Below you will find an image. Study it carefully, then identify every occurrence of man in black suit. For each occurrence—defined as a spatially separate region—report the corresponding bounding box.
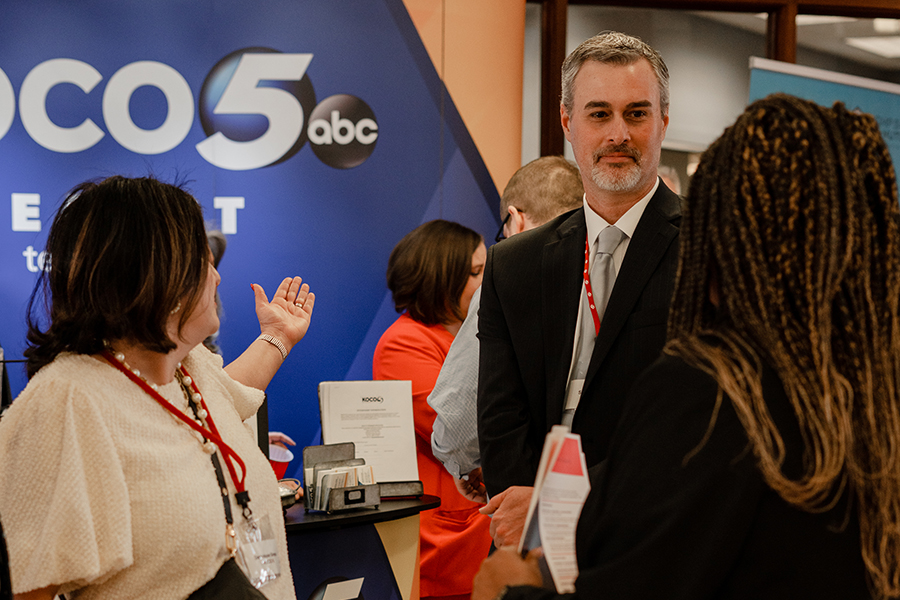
[477,31,681,548]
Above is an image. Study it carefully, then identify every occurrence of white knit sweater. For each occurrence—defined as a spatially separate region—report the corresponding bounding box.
[0,346,296,599]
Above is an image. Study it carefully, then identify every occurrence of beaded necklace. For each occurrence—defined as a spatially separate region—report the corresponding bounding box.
[101,349,253,535]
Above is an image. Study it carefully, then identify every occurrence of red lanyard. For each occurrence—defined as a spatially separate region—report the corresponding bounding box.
[102,350,248,494]
[583,236,601,336]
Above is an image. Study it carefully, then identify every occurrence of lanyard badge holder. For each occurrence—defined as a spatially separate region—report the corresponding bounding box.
[102,350,280,590]
[176,367,281,589]
[209,452,280,588]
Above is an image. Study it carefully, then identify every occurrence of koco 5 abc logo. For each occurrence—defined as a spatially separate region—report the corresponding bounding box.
[0,47,377,171]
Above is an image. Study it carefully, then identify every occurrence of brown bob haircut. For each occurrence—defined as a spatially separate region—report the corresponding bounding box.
[25,175,209,377]
[386,219,483,326]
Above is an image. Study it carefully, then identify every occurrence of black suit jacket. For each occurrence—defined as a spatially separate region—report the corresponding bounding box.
[477,183,681,496]
[0,340,11,413]
[503,354,869,600]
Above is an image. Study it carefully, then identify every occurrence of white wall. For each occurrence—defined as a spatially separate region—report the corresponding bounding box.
[523,6,900,164]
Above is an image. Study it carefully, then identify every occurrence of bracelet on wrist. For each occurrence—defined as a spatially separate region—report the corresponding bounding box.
[257,334,288,360]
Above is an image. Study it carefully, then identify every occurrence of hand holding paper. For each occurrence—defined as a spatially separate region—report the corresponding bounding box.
[480,485,533,548]
[472,547,543,600]
[517,425,591,593]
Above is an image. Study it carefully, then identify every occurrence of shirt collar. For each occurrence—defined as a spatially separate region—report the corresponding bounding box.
[583,177,659,246]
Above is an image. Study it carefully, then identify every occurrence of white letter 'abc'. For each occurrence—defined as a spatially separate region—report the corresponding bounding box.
[308,112,377,146]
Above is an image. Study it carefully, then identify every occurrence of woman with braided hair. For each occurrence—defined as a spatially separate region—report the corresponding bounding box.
[473,93,897,599]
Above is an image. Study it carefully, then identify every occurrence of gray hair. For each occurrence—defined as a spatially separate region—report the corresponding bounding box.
[561,31,669,118]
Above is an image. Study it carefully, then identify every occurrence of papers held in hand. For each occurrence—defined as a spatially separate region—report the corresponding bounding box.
[519,425,591,594]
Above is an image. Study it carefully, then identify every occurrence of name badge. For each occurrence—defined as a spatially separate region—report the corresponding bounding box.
[236,513,281,588]
[565,378,585,411]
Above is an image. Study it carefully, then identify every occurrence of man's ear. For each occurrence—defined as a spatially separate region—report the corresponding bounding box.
[508,206,528,236]
[560,102,572,142]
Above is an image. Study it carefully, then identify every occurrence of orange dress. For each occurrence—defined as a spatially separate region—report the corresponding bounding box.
[373,313,492,598]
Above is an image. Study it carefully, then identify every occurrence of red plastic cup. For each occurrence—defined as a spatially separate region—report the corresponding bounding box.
[268,444,294,480]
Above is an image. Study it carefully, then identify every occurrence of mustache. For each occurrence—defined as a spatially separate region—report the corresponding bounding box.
[594,144,640,163]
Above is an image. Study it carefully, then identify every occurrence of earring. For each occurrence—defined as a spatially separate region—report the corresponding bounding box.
[170,301,182,315]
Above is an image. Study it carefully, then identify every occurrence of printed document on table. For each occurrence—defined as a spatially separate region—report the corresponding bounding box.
[318,380,418,483]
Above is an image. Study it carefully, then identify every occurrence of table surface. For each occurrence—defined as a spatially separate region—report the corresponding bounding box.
[284,494,441,533]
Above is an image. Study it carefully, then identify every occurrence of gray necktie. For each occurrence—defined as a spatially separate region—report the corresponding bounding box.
[589,225,625,328]
[563,225,625,427]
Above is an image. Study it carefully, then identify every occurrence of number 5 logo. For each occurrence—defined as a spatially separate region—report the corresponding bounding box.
[197,48,317,171]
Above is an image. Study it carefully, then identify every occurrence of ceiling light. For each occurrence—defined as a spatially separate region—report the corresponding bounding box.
[874,19,900,34]
[845,36,900,58]
[797,15,857,26]
[755,13,857,26]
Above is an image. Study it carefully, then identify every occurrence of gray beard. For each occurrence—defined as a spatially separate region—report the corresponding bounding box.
[591,161,643,193]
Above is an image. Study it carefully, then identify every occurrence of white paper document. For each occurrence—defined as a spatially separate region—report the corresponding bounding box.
[519,425,590,593]
[318,380,419,483]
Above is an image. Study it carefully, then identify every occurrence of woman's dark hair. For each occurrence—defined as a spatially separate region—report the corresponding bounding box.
[666,94,900,598]
[25,176,209,377]
[386,220,483,326]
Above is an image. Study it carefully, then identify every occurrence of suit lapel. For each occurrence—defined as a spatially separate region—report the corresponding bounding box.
[542,209,586,422]
[584,188,681,388]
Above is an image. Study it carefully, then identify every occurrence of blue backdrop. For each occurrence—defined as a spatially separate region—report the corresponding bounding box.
[749,57,900,174]
[0,0,501,479]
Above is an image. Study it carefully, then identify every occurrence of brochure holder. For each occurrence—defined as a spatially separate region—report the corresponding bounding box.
[303,443,424,513]
[302,442,376,513]
[378,481,424,498]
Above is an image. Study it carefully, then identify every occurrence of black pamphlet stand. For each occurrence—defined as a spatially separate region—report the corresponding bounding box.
[303,442,380,513]
[303,442,424,514]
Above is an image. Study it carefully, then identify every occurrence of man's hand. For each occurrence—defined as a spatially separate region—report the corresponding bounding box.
[454,467,487,503]
[472,546,543,600]
[479,485,534,548]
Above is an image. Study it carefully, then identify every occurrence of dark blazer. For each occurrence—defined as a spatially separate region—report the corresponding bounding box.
[503,354,869,600]
[0,340,11,413]
[477,183,681,496]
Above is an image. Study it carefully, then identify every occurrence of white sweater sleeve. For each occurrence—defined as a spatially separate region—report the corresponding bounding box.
[0,374,133,594]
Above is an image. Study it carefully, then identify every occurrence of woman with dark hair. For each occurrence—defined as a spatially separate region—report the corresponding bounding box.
[473,95,900,599]
[0,176,315,599]
[373,219,491,600]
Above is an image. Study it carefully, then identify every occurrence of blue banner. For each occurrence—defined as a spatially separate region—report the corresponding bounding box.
[0,0,501,478]
[749,57,900,173]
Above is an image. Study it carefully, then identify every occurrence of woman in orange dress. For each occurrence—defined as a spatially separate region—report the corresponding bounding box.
[373,219,490,600]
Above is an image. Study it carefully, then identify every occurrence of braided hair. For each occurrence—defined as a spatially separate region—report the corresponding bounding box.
[667,93,900,598]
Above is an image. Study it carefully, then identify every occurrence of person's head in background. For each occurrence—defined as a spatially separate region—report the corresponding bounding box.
[657,163,682,195]
[667,93,900,598]
[387,220,486,329]
[496,155,584,242]
[203,230,227,354]
[25,176,211,378]
[206,230,227,269]
[560,31,669,219]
